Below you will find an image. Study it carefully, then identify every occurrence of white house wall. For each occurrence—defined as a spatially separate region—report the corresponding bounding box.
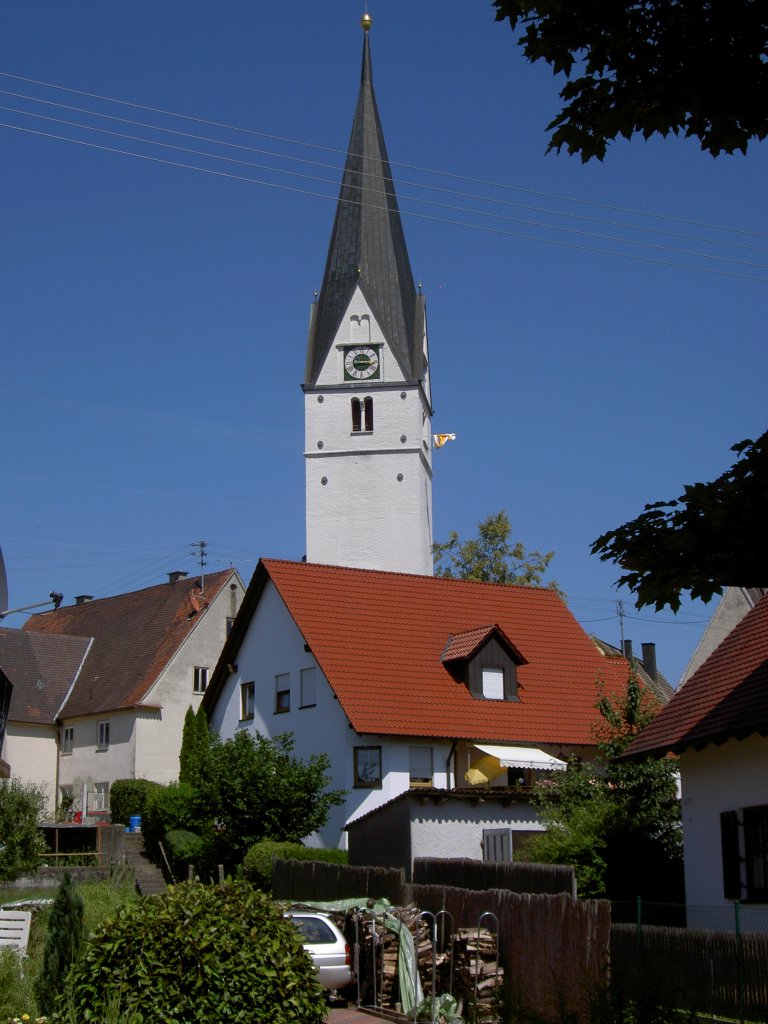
[209,580,453,849]
[5,723,58,811]
[681,734,768,930]
[58,710,137,809]
[138,580,242,784]
[409,800,544,863]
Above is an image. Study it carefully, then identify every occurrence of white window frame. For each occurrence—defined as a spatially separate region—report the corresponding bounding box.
[97,720,110,751]
[91,782,109,813]
[481,667,505,701]
[193,666,209,694]
[275,673,290,714]
[240,681,255,721]
[61,725,74,754]
[300,667,316,708]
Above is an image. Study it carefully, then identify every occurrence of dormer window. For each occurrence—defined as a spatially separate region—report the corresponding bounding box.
[442,624,526,702]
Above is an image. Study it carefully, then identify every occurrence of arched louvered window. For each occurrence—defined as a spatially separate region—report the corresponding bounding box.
[351,398,362,432]
[364,397,373,431]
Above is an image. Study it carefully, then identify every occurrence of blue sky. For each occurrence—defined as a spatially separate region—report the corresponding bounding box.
[2,2,766,686]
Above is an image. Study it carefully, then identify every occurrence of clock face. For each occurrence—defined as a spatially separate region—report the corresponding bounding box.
[344,346,380,381]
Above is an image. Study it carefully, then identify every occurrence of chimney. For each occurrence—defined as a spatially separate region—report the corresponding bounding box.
[622,639,633,661]
[641,642,658,682]
[168,571,188,584]
[75,595,93,605]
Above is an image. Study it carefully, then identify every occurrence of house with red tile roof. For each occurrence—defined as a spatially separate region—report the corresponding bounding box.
[623,592,768,917]
[1,569,244,819]
[203,558,634,850]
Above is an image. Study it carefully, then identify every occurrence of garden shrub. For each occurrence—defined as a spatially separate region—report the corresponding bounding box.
[243,840,348,891]
[0,778,47,881]
[164,829,205,875]
[109,779,162,827]
[35,872,85,1014]
[62,880,327,1024]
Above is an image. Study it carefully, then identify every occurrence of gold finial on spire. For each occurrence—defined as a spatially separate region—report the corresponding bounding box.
[361,12,372,31]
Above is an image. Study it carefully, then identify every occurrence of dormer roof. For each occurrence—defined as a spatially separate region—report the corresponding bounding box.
[305,29,422,386]
[441,624,527,666]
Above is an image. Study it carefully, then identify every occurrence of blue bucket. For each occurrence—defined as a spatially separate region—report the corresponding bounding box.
[129,815,142,833]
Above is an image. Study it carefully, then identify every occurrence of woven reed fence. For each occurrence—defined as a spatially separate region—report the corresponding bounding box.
[413,856,576,896]
[272,859,407,904]
[612,922,768,1021]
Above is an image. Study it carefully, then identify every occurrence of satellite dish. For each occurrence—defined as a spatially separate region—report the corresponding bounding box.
[0,546,7,614]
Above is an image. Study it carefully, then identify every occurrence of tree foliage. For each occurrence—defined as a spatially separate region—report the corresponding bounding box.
[433,510,559,589]
[35,872,84,1014]
[147,730,345,874]
[492,1,768,161]
[592,431,768,611]
[0,778,47,882]
[520,673,682,899]
[178,705,211,786]
[62,880,326,1024]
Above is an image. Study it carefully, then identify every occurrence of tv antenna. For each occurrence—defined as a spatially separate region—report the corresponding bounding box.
[191,540,208,592]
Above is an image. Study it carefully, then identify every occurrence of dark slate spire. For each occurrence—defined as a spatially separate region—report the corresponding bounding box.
[305,27,423,386]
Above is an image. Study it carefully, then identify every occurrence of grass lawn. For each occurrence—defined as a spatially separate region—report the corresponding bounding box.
[0,876,138,1022]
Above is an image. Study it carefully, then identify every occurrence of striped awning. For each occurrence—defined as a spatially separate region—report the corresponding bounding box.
[473,744,567,772]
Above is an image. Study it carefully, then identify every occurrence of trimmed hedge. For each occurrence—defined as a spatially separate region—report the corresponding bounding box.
[63,880,326,1024]
[109,779,162,827]
[243,840,348,891]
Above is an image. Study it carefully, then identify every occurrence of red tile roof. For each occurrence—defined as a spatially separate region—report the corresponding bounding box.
[0,628,91,724]
[624,594,768,759]
[208,560,633,746]
[23,570,235,718]
[441,625,526,665]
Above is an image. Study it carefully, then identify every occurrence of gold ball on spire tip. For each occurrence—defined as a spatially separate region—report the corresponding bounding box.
[361,13,372,31]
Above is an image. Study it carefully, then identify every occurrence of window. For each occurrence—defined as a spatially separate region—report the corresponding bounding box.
[240,682,255,721]
[91,782,109,813]
[744,805,768,901]
[720,804,768,901]
[409,746,433,786]
[226,617,235,636]
[97,720,110,751]
[354,746,382,788]
[351,396,373,433]
[481,667,505,701]
[61,725,74,754]
[193,666,209,693]
[275,673,290,714]
[300,667,316,708]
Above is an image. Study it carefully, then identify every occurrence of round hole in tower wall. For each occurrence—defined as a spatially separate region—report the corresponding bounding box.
[397,473,404,482]
[321,477,328,486]
[400,392,407,399]
[400,435,407,444]
[317,441,324,449]
[317,395,324,403]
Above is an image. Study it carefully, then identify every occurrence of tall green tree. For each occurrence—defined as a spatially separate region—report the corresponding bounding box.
[35,872,85,1014]
[179,705,212,786]
[591,431,768,611]
[520,673,682,899]
[493,1,768,161]
[0,778,47,882]
[433,510,559,589]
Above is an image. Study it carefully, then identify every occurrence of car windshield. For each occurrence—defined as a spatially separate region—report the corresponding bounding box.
[290,916,337,944]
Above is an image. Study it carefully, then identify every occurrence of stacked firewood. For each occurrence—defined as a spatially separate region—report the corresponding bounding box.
[324,906,502,1021]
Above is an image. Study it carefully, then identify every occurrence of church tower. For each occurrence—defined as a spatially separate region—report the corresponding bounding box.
[304,18,433,575]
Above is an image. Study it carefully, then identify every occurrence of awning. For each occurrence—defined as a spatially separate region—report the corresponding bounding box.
[473,744,567,772]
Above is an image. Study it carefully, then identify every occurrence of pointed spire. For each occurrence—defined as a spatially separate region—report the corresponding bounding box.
[305,21,422,385]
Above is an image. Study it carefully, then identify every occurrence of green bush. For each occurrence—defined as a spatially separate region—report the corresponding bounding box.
[35,872,84,1014]
[142,782,207,860]
[243,840,348,891]
[62,880,327,1024]
[164,829,205,875]
[109,779,162,827]
[0,778,48,881]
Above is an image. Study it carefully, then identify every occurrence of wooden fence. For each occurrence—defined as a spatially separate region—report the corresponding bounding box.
[412,857,576,896]
[273,858,609,1023]
[612,922,768,1021]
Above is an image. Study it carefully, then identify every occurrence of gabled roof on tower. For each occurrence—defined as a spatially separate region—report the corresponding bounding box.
[305,24,423,386]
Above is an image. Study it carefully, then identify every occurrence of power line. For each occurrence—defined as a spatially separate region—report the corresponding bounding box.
[4,120,767,284]
[5,103,768,273]
[1,68,765,240]
[3,86,767,255]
